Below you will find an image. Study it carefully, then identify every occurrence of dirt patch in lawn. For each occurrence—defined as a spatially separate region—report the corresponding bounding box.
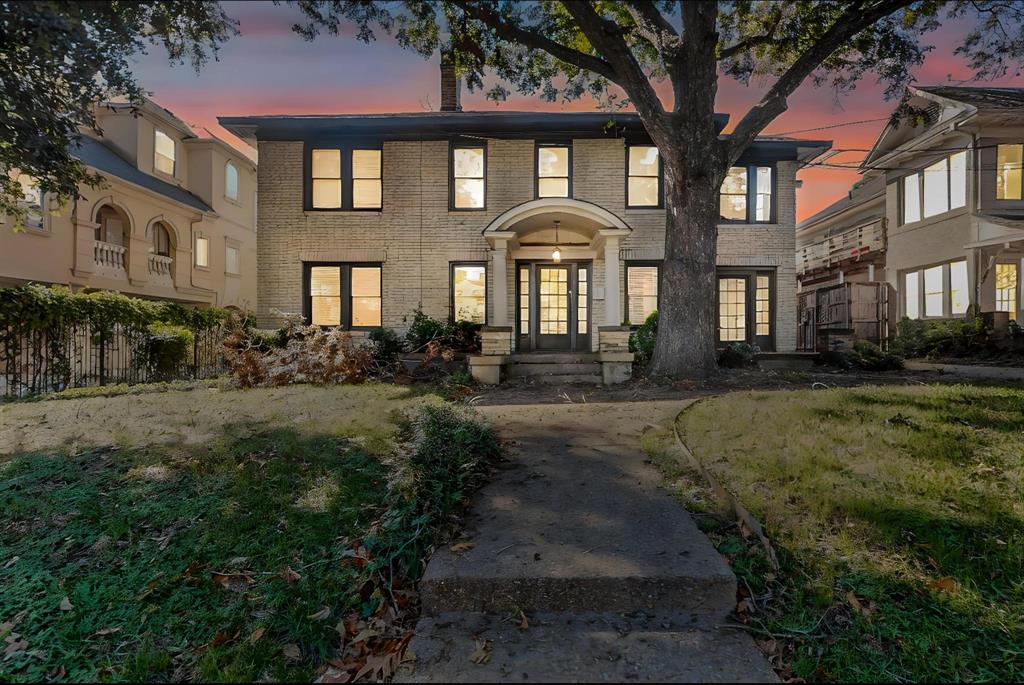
[0,383,431,456]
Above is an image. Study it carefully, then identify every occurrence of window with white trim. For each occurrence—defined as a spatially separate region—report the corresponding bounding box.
[225,161,239,201]
[902,260,969,319]
[154,130,176,175]
[225,245,240,274]
[195,236,209,267]
[996,143,1023,200]
[900,151,967,224]
[996,263,1018,321]
[16,174,45,230]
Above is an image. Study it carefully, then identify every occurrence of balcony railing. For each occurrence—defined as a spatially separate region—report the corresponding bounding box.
[93,240,127,274]
[148,254,173,276]
[798,219,885,274]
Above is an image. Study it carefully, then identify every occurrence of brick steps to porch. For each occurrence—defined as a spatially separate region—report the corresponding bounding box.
[506,353,603,384]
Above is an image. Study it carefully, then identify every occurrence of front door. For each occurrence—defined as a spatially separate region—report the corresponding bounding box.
[517,262,591,352]
[717,271,775,350]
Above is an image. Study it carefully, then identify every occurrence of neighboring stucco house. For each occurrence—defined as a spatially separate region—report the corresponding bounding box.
[796,86,1024,350]
[220,67,828,381]
[1,98,257,310]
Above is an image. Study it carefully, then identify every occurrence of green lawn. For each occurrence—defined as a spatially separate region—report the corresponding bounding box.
[0,385,498,682]
[649,383,1024,683]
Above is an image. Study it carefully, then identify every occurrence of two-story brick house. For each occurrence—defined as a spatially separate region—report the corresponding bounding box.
[796,86,1024,352]
[1,98,257,310]
[220,69,828,381]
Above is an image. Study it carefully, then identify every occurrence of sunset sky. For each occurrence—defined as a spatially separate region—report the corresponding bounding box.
[130,1,1023,221]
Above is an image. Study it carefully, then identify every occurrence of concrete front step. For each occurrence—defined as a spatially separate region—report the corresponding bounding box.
[511,373,604,385]
[508,353,600,364]
[507,362,602,377]
[399,611,778,683]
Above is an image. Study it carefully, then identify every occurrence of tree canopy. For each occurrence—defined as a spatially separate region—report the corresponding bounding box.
[0,0,236,226]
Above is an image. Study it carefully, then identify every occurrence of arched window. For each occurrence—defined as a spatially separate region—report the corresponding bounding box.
[225,161,239,201]
[95,205,128,245]
[151,222,171,256]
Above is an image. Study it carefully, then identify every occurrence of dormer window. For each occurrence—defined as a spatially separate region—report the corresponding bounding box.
[225,161,239,201]
[154,130,176,175]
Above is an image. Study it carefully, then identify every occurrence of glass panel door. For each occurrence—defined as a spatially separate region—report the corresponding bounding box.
[718,277,748,343]
[537,265,571,350]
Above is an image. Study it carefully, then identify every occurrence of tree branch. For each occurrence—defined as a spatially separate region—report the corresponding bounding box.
[451,0,618,82]
[625,0,679,45]
[724,0,914,163]
[719,13,784,60]
[561,0,666,121]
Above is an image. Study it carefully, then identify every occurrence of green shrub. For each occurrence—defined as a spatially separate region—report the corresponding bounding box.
[144,323,194,381]
[404,308,481,353]
[629,310,658,365]
[851,340,904,370]
[369,326,404,365]
[890,312,988,358]
[717,342,758,368]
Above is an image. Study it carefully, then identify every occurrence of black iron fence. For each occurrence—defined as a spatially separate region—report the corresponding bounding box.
[1,319,227,398]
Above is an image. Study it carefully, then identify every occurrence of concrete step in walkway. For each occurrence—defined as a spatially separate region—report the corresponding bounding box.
[401,611,777,683]
[399,401,776,683]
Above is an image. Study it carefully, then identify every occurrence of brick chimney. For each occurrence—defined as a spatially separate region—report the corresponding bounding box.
[440,50,462,112]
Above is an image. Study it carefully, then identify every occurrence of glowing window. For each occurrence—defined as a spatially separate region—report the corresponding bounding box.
[311,149,342,208]
[627,146,660,207]
[452,146,485,209]
[154,130,176,175]
[352,149,382,209]
[452,264,486,324]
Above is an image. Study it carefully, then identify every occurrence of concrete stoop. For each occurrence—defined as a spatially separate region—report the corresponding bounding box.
[398,611,778,683]
[397,401,778,683]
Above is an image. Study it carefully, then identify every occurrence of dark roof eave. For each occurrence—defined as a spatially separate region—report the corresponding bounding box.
[218,111,731,143]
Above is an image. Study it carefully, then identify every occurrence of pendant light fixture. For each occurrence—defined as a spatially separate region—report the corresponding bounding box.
[552,220,562,263]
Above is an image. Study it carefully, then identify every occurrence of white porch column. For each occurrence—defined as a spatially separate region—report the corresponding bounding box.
[603,236,621,326]
[491,237,509,326]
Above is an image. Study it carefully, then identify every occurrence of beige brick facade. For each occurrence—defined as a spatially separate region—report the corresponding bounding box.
[256,137,802,352]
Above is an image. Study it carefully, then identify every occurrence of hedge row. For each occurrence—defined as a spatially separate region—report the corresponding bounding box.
[0,284,234,333]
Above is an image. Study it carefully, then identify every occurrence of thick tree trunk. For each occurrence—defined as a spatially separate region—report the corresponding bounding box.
[647,162,720,379]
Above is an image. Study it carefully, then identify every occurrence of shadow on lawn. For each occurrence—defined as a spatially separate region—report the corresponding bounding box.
[0,427,392,682]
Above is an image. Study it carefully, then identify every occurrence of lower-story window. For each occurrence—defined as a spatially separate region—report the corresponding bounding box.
[996,263,1018,321]
[304,263,382,328]
[902,259,968,319]
[625,262,660,325]
[451,262,487,323]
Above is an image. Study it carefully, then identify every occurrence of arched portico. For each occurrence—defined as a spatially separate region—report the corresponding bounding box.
[481,198,632,348]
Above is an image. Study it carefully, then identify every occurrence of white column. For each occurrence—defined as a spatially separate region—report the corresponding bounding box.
[492,239,509,326]
[604,236,621,326]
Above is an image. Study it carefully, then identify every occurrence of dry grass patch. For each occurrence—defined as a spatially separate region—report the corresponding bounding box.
[650,383,1024,682]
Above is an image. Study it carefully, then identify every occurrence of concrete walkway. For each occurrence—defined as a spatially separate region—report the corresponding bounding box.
[904,360,1024,382]
[399,400,776,683]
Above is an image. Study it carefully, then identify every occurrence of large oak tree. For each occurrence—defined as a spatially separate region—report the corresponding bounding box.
[292,0,1024,377]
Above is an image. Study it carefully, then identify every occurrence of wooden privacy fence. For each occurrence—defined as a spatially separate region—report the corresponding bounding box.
[1,319,226,398]
[797,282,888,352]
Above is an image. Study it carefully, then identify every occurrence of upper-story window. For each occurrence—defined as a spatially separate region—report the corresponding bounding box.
[719,165,774,222]
[225,161,239,201]
[900,150,967,224]
[996,143,1023,200]
[627,145,661,207]
[312,149,342,209]
[352,149,382,209]
[16,174,45,230]
[154,130,176,176]
[451,144,486,210]
[537,144,571,198]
